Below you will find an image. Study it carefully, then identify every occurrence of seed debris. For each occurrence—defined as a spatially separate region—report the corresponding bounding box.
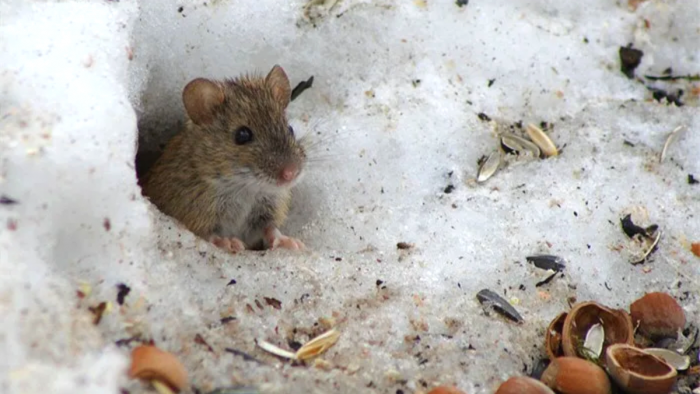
[660,125,686,163]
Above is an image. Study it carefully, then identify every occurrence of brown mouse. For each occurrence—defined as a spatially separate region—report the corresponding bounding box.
[140,65,307,252]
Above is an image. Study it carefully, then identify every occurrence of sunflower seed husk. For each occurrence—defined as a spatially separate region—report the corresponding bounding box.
[500,134,541,158]
[525,123,558,157]
[631,229,661,265]
[660,125,686,163]
[476,150,502,183]
[526,255,566,272]
[476,289,524,323]
[621,214,656,239]
[643,348,691,371]
[296,329,341,360]
[582,323,604,358]
[256,340,297,359]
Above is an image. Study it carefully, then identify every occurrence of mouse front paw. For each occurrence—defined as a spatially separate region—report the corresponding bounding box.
[209,235,246,253]
[264,226,305,250]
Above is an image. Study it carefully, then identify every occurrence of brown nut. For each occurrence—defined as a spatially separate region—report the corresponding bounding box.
[541,357,612,394]
[129,345,188,392]
[427,386,466,394]
[605,344,677,394]
[495,376,555,394]
[630,292,686,339]
[562,301,634,362]
[545,312,567,360]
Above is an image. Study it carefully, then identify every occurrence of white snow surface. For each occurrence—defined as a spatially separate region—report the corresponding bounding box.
[1,0,699,393]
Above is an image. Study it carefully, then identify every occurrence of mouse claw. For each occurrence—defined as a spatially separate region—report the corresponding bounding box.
[274,236,305,250]
[210,236,246,253]
[264,226,305,251]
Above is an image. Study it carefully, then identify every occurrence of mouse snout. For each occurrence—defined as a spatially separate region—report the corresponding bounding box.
[277,163,300,185]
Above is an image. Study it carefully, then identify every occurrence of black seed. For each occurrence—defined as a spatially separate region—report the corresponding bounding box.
[689,174,699,184]
[116,283,131,305]
[443,184,455,194]
[619,45,644,79]
[0,195,18,205]
[397,242,414,250]
[477,112,491,121]
[455,0,468,6]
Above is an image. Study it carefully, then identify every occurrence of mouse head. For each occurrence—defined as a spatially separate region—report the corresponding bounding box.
[182,65,306,188]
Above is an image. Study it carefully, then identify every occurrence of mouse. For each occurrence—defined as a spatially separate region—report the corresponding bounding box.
[140,65,307,253]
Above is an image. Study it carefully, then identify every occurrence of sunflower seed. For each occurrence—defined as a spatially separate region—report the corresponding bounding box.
[526,255,566,272]
[631,228,661,265]
[476,289,524,323]
[500,134,541,158]
[476,150,502,183]
[525,123,558,157]
[660,125,686,163]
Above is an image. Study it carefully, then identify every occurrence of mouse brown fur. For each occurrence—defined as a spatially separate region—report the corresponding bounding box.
[141,65,307,252]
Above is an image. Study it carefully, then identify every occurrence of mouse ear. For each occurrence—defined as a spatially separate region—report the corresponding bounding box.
[265,65,291,108]
[182,78,225,126]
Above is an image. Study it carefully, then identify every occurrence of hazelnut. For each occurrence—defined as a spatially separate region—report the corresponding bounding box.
[129,345,188,393]
[544,312,567,360]
[562,301,633,364]
[427,386,467,394]
[541,357,611,394]
[495,376,555,394]
[606,344,677,394]
[630,292,685,339]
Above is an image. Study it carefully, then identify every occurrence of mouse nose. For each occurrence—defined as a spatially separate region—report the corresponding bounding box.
[278,164,299,184]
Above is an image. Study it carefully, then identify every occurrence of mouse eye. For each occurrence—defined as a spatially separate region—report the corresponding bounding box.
[288,125,295,137]
[234,127,253,145]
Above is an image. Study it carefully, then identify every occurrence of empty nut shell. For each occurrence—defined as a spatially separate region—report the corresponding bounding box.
[605,344,677,394]
[495,376,555,394]
[541,357,611,394]
[562,302,634,363]
[630,292,686,339]
[426,386,466,394]
[545,312,567,360]
[129,345,189,392]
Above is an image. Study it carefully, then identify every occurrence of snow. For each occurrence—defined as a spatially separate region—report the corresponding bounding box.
[1,0,698,393]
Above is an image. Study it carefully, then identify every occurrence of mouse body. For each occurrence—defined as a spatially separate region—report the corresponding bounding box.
[141,65,306,252]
